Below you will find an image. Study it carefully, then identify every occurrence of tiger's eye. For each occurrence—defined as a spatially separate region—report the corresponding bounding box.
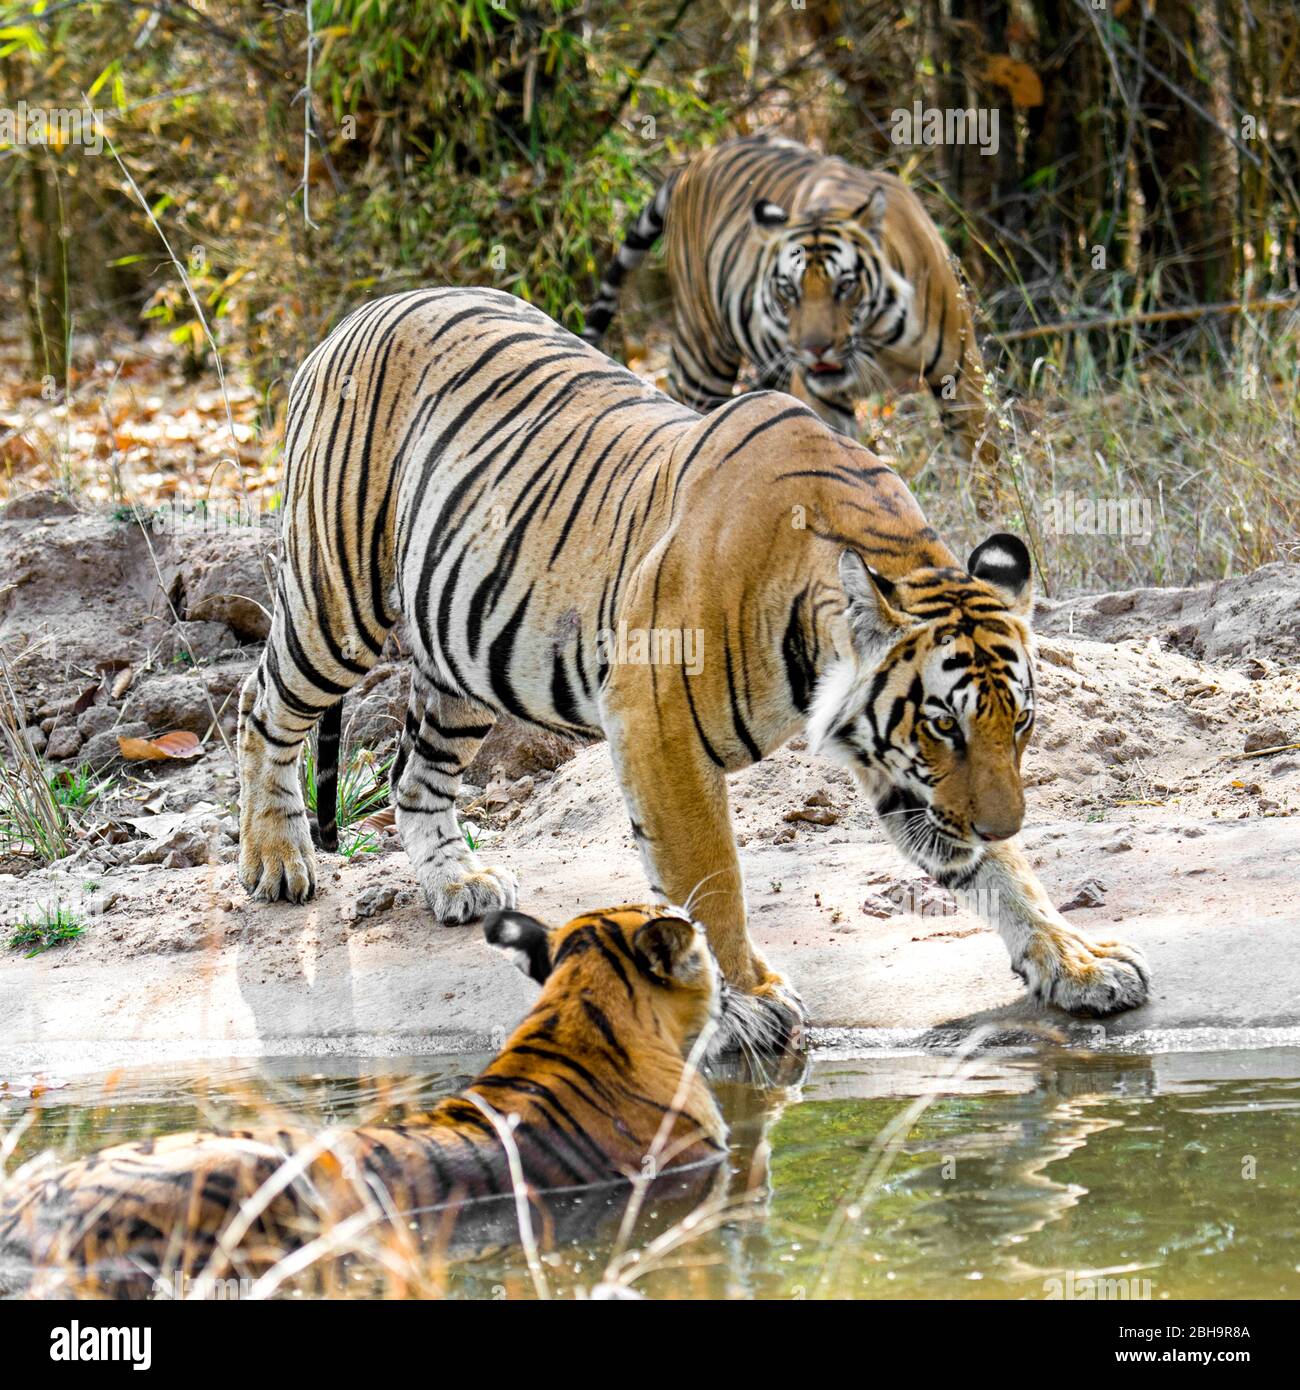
[928,715,957,736]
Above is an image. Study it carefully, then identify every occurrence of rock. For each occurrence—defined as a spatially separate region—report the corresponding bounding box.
[1244,725,1291,753]
[176,532,278,641]
[81,721,150,769]
[353,883,398,919]
[860,893,896,919]
[784,806,841,826]
[1,490,79,521]
[1102,836,1134,853]
[22,725,47,756]
[77,705,119,739]
[124,674,212,735]
[343,667,408,749]
[44,726,84,761]
[1038,562,1300,664]
[134,827,213,867]
[157,620,238,665]
[465,717,580,783]
[1060,877,1107,910]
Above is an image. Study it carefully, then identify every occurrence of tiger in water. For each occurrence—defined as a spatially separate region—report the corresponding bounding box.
[0,906,726,1297]
[235,286,1149,1056]
[583,134,999,499]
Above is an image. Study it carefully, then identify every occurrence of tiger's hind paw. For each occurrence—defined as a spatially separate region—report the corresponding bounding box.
[422,864,519,926]
[1022,935,1151,1017]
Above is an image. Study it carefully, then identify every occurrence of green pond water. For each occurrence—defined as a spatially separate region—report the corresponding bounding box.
[4,1046,1298,1299]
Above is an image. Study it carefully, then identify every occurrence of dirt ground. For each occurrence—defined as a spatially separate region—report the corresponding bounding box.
[1,492,1298,1071]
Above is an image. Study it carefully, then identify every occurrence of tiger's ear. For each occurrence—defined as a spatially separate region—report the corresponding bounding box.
[967,533,1034,619]
[839,549,912,661]
[851,187,888,234]
[753,198,790,236]
[483,910,552,985]
[633,915,700,983]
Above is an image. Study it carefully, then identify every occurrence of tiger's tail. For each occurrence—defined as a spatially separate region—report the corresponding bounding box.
[314,700,342,852]
[581,171,678,347]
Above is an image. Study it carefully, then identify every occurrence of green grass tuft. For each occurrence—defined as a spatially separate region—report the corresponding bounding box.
[9,905,84,958]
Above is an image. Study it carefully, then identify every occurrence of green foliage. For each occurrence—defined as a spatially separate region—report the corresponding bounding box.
[339,829,379,859]
[302,741,394,832]
[308,0,720,332]
[9,905,84,958]
[48,765,114,811]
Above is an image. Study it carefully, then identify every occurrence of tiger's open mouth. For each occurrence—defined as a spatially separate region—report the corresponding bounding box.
[807,361,846,376]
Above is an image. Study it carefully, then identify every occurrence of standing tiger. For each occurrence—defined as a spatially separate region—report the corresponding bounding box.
[236,286,1149,1053]
[582,134,999,495]
[0,906,726,1297]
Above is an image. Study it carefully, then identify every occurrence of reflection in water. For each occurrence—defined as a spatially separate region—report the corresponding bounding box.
[3,1048,1297,1299]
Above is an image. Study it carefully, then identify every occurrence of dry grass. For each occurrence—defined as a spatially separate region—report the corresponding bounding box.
[883,326,1300,596]
[0,655,71,864]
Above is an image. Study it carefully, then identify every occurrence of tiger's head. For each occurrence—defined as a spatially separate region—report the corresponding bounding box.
[483,904,722,1057]
[751,190,913,389]
[808,534,1036,886]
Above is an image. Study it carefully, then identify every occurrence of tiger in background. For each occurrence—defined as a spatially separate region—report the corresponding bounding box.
[582,134,1000,503]
[0,906,726,1297]
[236,286,1149,1056]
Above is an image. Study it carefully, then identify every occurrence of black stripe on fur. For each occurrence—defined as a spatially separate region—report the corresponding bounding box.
[315,700,342,852]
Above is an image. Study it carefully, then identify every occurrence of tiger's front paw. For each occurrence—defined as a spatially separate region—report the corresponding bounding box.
[422,864,519,925]
[1019,934,1151,1017]
[712,973,807,1064]
[239,812,317,903]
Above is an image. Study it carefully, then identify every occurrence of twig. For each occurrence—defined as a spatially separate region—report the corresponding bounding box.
[997,297,1300,344]
[607,1014,718,1264]
[465,1093,551,1301]
[299,0,319,230]
[1230,742,1300,762]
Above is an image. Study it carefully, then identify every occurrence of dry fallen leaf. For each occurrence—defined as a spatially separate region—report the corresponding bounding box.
[360,806,398,835]
[984,54,1044,107]
[117,730,203,761]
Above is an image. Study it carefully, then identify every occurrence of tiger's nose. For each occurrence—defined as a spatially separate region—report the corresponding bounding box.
[973,821,1017,843]
[802,338,834,359]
